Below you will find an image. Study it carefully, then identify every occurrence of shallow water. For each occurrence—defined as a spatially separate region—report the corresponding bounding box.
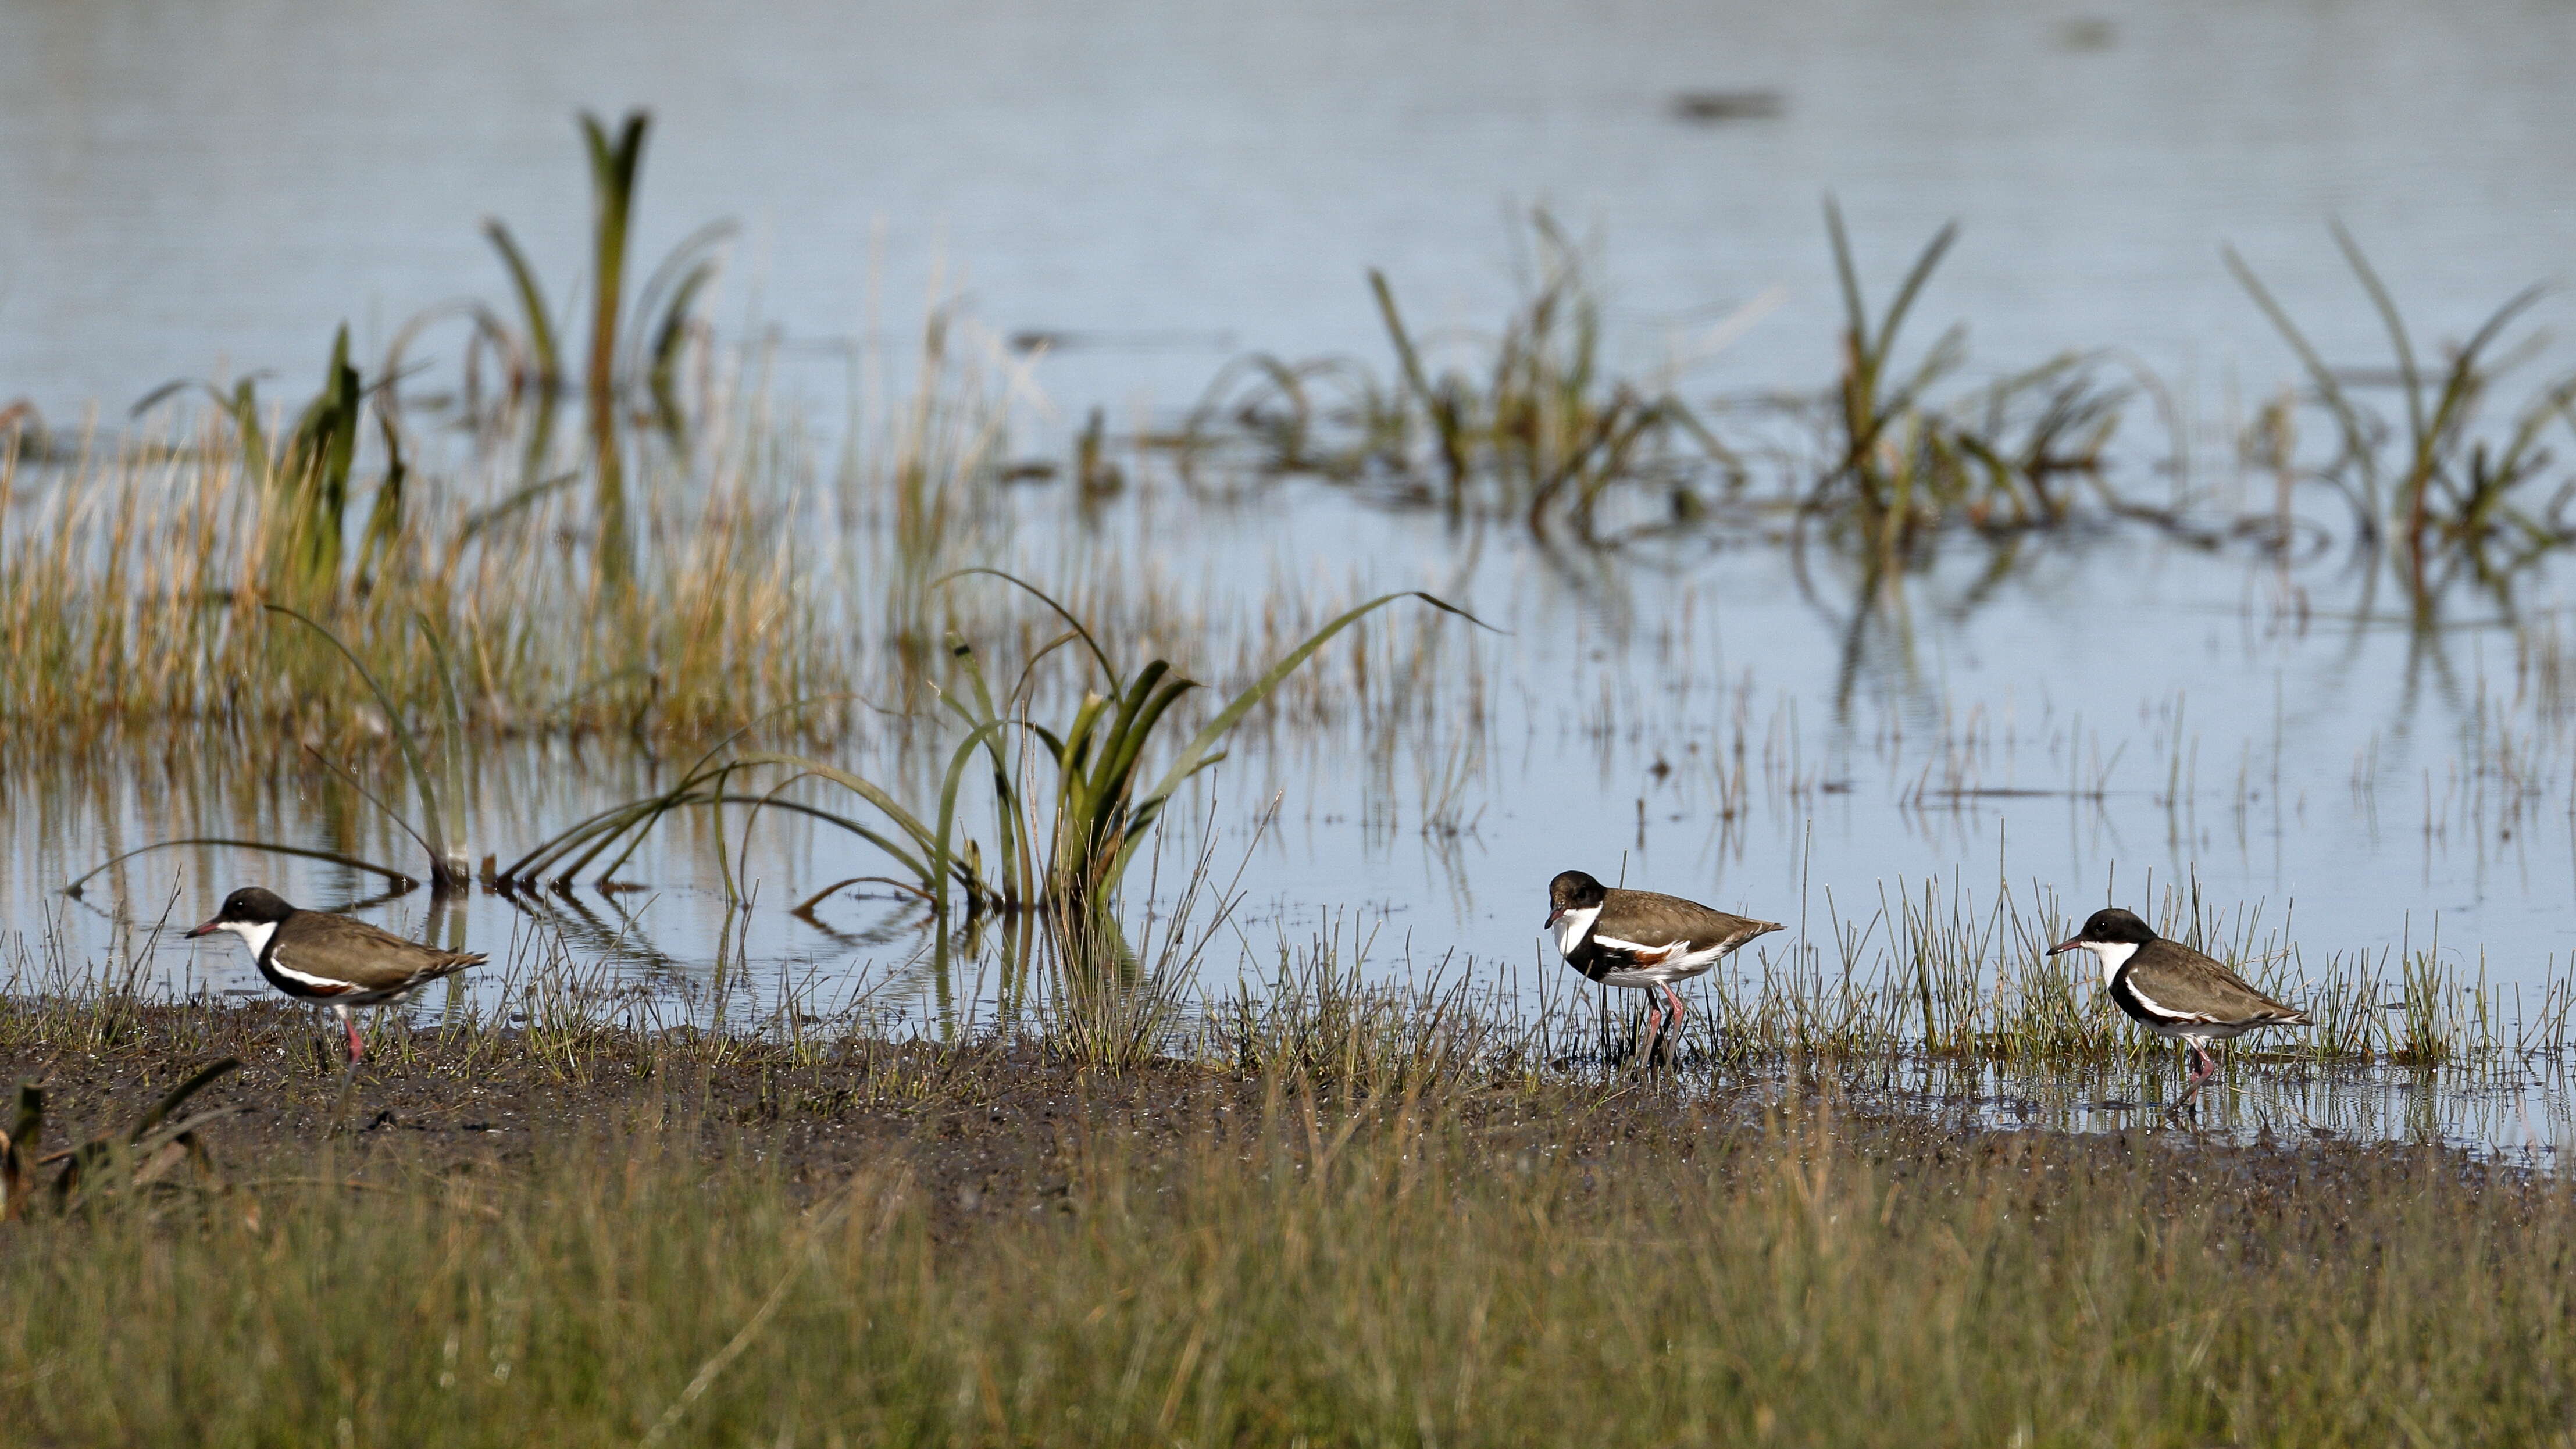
[12,488,2576,1073]
[15,0,2576,1154]
[9,0,2576,423]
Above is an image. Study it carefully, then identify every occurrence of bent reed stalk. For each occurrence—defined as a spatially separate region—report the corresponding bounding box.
[502,570,1487,929]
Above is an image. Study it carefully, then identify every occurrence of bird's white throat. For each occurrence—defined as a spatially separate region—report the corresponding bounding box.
[2079,939,2137,986]
[1554,905,1602,957]
[216,919,277,959]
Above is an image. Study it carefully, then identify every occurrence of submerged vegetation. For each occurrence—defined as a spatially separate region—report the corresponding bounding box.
[2229,224,2576,594]
[1174,203,2143,551]
[1175,202,2576,608]
[8,110,2576,753]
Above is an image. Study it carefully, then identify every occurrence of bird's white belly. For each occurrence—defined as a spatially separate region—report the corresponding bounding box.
[2136,1015,2253,1045]
[1595,940,1731,987]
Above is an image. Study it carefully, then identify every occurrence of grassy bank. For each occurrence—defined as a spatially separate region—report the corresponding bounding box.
[2,996,2570,1446]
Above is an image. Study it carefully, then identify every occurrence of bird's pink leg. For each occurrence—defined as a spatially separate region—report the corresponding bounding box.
[341,1005,365,1063]
[1662,984,1689,1060]
[2169,1044,2218,1113]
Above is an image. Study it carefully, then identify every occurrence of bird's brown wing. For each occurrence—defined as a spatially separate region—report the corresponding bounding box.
[2128,939,2307,1025]
[286,913,486,991]
[1600,890,1783,952]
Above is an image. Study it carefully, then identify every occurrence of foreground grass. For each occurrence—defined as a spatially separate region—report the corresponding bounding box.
[2,1000,2573,1446]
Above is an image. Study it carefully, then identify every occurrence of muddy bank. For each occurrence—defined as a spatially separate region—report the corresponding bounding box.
[1,997,2537,1239]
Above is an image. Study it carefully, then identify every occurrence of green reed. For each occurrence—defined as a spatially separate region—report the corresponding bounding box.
[507,572,1482,934]
[467,110,734,572]
[2229,224,2576,596]
[0,394,823,744]
[1180,211,1735,538]
[25,128,2576,761]
[1175,205,2140,561]
[134,323,405,604]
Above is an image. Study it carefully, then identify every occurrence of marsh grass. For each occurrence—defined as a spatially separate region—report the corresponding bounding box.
[1792,201,2147,577]
[1176,212,1746,541]
[1703,872,2576,1077]
[2230,226,2576,595]
[0,110,820,751]
[505,571,1484,937]
[20,192,2576,760]
[1171,207,2147,561]
[393,109,737,568]
[20,847,2574,1122]
[0,391,832,747]
[133,323,405,605]
[1214,915,1505,1097]
[1166,206,2576,609]
[26,789,2575,1100]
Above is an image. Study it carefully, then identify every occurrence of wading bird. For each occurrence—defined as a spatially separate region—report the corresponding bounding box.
[2048,906,2307,1101]
[185,887,483,1063]
[1544,869,1781,1063]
